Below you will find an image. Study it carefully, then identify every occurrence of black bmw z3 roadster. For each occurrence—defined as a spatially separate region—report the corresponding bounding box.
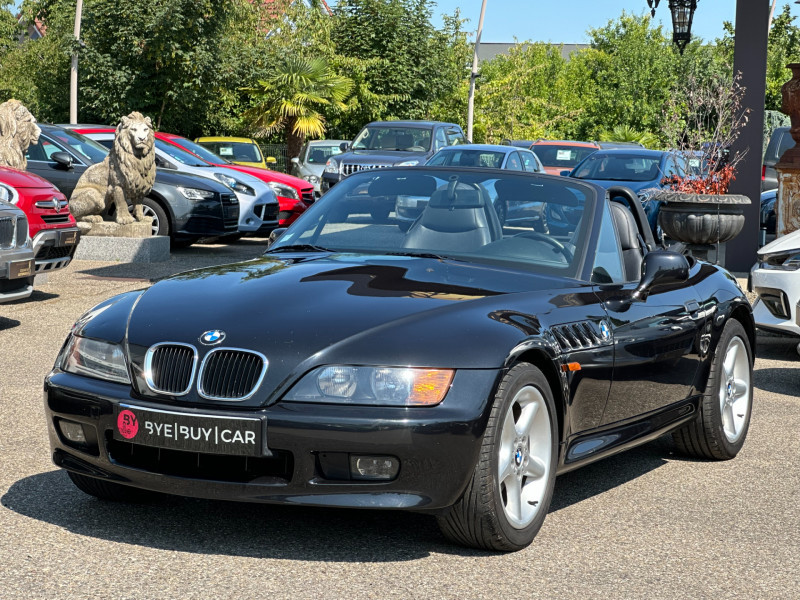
[44,166,754,551]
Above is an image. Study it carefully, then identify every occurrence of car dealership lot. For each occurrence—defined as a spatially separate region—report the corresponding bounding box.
[1,241,799,599]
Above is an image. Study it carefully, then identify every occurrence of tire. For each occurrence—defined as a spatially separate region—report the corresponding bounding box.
[67,471,156,502]
[140,197,170,237]
[672,319,753,460]
[437,362,558,551]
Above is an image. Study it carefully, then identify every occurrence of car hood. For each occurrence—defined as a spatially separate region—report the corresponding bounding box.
[223,164,311,190]
[87,254,586,407]
[758,227,800,256]
[0,166,59,190]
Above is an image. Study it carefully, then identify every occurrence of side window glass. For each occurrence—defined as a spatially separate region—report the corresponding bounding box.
[506,152,523,171]
[434,128,448,152]
[446,128,466,145]
[26,139,57,162]
[520,152,537,172]
[591,201,625,284]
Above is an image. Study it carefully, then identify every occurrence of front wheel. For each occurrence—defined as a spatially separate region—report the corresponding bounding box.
[437,363,557,551]
[140,197,170,237]
[672,319,753,460]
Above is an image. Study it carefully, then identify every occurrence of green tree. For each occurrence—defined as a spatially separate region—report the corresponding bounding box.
[0,1,18,56]
[243,56,353,158]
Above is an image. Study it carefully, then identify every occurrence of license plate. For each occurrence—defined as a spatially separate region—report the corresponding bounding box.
[58,230,78,246]
[8,258,34,279]
[113,404,264,457]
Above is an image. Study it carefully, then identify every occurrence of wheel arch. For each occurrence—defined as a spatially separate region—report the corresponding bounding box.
[508,348,566,446]
[145,190,176,222]
[728,302,756,360]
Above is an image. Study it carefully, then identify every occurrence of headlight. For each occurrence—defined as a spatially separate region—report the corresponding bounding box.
[395,159,420,166]
[62,336,130,384]
[0,182,19,204]
[177,186,215,201]
[267,181,300,200]
[760,251,800,270]
[303,174,320,185]
[284,366,454,406]
[214,173,255,195]
[324,158,339,174]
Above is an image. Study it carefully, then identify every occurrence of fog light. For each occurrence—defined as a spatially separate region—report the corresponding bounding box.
[349,455,399,481]
[58,419,87,444]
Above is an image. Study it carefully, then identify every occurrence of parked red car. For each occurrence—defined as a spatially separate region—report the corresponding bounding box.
[0,167,80,274]
[70,128,312,228]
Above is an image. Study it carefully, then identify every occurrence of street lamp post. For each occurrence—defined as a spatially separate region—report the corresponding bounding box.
[466,0,487,143]
[69,0,83,125]
[646,0,698,54]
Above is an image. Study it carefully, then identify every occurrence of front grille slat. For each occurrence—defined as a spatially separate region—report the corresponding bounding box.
[146,344,197,395]
[0,217,15,249]
[199,348,267,401]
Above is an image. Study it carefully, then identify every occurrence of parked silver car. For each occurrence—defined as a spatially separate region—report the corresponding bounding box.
[291,140,349,196]
[0,198,35,303]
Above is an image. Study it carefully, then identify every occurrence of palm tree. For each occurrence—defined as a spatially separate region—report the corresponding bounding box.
[244,56,353,159]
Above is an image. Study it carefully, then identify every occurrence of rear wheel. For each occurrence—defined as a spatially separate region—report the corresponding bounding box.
[67,471,157,502]
[437,363,557,551]
[140,197,169,237]
[672,319,753,459]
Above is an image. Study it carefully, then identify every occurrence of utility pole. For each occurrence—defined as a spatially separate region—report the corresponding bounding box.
[466,0,487,142]
[69,0,83,124]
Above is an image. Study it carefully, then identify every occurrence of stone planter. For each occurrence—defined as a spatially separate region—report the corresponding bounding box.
[655,192,751,245]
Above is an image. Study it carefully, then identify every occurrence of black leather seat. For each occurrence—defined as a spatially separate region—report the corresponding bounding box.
[403,183,501,253]
[610,201,644,281]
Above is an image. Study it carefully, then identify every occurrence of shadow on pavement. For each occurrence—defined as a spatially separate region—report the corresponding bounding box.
[754,368,800,396]
[3,440,677,559]
[0,315,21,330]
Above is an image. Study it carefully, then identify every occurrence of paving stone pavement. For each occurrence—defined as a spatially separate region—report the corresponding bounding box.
[1,239,798,599]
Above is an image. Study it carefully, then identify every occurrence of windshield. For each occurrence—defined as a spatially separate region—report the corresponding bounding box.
[169,137,231,164]
[305,143,343,164]
[351,126,432,152]
[531,144,598,169]
[155,139,211,167]
[572,154,662,182]
[197,140,263,163]
[45,129,109,163]
[427,149,507,168]
[270,168,594,277]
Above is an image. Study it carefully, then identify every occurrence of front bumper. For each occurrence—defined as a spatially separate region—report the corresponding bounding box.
[0,245,35,303]
[321,172,341,193]
[751,266,800,337]
[44,369,498,510]
[32,227,80,273]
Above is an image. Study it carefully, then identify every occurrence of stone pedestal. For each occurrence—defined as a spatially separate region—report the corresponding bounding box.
[75,235,170,263]
[77,219,153,238]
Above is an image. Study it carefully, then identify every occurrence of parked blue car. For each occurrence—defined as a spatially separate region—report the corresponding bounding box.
[566,149,689,237]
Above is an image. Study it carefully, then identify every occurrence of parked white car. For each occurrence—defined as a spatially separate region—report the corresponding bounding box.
[750,228,800,352]
[80,132,278,236]
[291,140,348,196]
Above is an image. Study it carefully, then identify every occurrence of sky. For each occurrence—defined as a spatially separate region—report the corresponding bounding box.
[429,0,800,44]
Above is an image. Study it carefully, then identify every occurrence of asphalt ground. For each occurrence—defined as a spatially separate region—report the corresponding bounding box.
[1,238,799,599]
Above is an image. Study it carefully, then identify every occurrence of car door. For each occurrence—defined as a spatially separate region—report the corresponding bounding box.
[593,202,704,426]
[25,135,88,197]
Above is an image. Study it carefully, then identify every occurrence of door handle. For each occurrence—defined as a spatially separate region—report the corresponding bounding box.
[684,300,700,313]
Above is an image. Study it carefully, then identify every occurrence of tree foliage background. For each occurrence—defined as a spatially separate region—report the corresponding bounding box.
[1,1,799,151]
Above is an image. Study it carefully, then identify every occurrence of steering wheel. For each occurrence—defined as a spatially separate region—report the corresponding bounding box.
[515,231,573,262]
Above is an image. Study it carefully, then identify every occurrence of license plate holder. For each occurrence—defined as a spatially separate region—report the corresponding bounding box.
[8,258,34,279]
[113,404,265,457]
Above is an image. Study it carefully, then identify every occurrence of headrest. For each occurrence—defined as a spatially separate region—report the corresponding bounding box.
[610,201,639,251]
[428,183,486,209]
[367,173,438,197]
[494,179,579,207]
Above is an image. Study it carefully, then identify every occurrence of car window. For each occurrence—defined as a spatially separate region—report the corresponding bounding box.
[197,141,262,163]
[447,128,466,146]
[519,151,540,173]
[506,152,523,171]
[306,144,343,164]
[352,126,432,151]
[591,200,625,284]
[434,128,448,152]
[777,131,795,160]
[26,139,61,162]
[428,149,505,168]
[531,144,598,169]
[573,154,662,182]
[174,138,231,164]
[155,139,210,167]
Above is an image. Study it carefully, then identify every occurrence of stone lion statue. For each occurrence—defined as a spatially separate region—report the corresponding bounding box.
[0,99,41,171]
[70,111,156,227]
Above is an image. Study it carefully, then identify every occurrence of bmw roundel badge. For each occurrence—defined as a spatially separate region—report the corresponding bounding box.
[599,320,611,341]
[200,329,226,345]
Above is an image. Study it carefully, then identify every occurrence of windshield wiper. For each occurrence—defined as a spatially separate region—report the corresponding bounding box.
[384,250,454,261]
[269,244,333,253]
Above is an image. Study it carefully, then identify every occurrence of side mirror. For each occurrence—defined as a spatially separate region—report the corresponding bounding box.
[339,142,350,152]
[632,250,689,301]
[267,227,287,248]
[51,152,73,169]
[266,156,277,165]
[560,170,571,177]
[290,157,299,164]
